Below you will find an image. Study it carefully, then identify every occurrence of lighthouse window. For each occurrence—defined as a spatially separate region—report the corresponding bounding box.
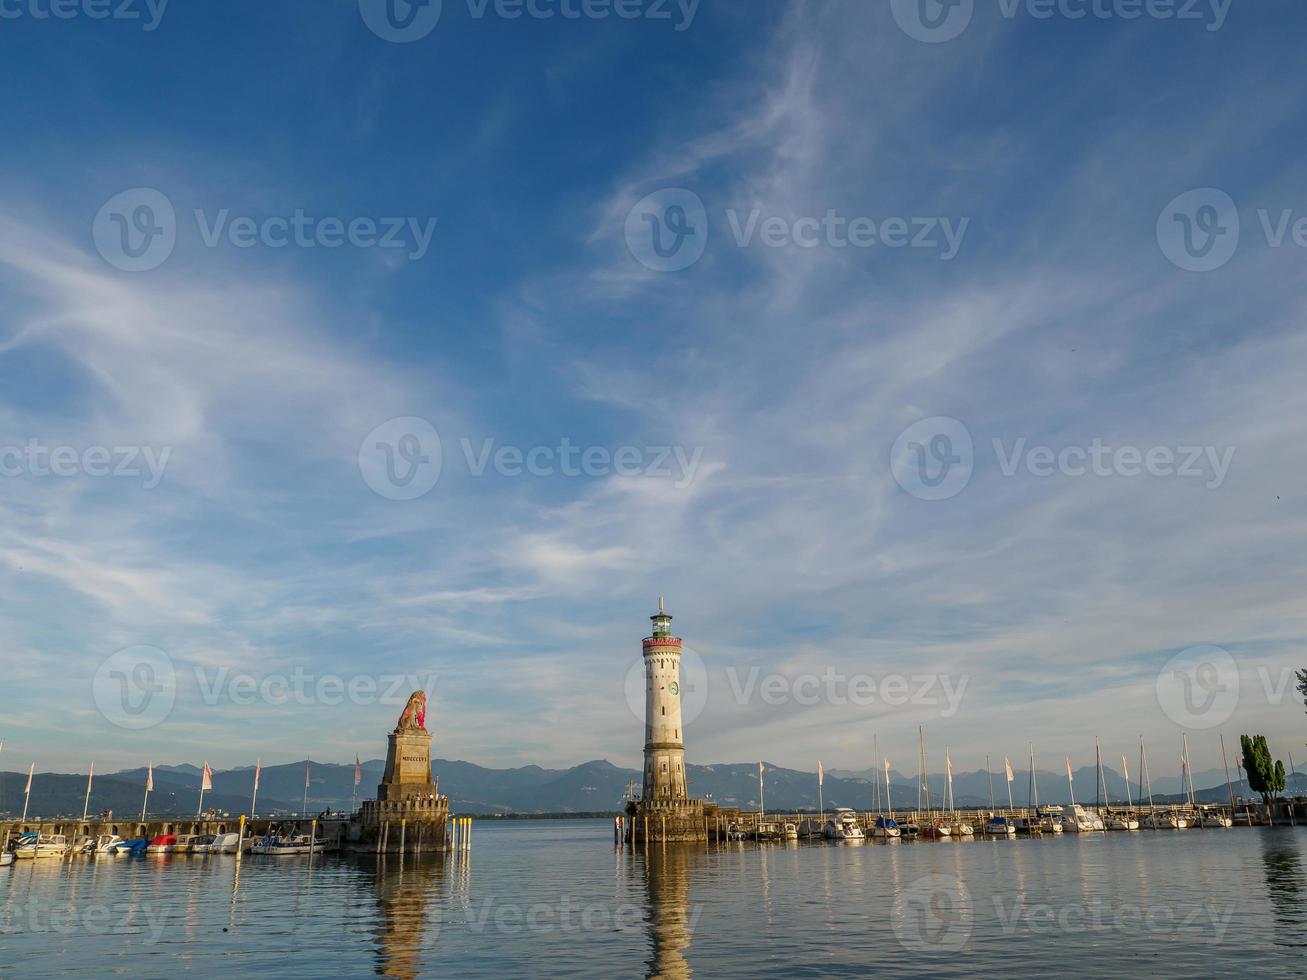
[661,706,665,716]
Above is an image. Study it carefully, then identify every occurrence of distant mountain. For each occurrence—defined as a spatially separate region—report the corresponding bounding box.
[4,760,1297,818]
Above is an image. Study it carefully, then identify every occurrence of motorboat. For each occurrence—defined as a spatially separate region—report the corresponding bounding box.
[13,833,69,859]
[899,821,920,839]
[147,834,179,853]
[950,819,975,836]
[188,835,218,853]
[753,821,781,841]
[211,832,243,853]
[250,834,320,855]
[984,816,1017,836]
[87,834,129,854]
[781,823,799,840]
[1143,811,1186,829]
[1,851,12,867]
[723,824,747,841]
[1037,809,1064,833]
[872,816,902,839]
[1197,810,1233,828]
[1059,805,1098,833]
[1104,815,1140,831]
[822,808,865,840]
[108,838,150,856]
[172,834,203,853]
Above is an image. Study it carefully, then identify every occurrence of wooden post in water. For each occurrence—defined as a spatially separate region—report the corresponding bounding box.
[400,819,407,854]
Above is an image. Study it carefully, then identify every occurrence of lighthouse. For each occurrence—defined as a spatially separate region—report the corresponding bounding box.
[642,597,689,802]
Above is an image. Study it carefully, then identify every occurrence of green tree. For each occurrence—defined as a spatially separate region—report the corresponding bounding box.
[1240,734,1286,805]
[1296,668,1307,713]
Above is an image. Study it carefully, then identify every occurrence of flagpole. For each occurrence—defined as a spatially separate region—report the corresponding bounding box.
[872,734,881,814]
[21,763,34,822]
[82,763,94,822]
[250,759,261,818]
[1066,757,1076,806]
[885,759,894,820]
[302,759,310,818]
[141,762,153,821]
[1005,757,1015,810]
[758,762,765,820]
[352,755,360,814]
[817,760,824,822]
[986,752,994,810]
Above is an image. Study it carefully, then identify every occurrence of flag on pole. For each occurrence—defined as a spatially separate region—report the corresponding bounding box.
[946,751,954,785]
[305,760,312,787]
[253,759,261,791]
[24,762,34,794]
[758,761,764,778]
[1122,755,1130,783]
[817,760,824,786]
[146,763,154,792]
[201,761,213,792]
[354,754,362,787]
[884,758,891,775]
[87,763,95,792]
[1066,757,1073,779]
[1005,757,1015,782]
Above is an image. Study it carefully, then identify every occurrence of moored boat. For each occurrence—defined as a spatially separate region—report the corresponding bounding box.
[872,816,902,838]
[781,823,799,840]
[212,832,243,853]
[147,834,178,853]
[108,838,150,856]
[822,808,865,840]
[984,815,1017,836]
[1104,815,1140,831]
[250,834,321,855]
[13,833,69,859]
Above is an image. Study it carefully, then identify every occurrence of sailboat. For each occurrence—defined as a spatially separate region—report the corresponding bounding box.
[1026,744,1063,833]
[873,757,902,838]
[917,728,950,838]
[1140,737,1184,829]
[945,748,973,835]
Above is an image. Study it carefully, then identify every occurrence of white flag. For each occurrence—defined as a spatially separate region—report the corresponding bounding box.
[758,761,764,778]
[946,751,954,785]
[1004,757,1015,783]
[305,760,312,788]
[146,763,154,792]
[253,759,261,791]
[201,761,213,792]
[1121,755,1130,783]
[24,763,34,794]
[1066,757,1073,780]
[817,760,824,786]
[884,758,891,776]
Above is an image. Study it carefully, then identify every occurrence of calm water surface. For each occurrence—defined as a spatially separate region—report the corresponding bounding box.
[4,820,1307,977]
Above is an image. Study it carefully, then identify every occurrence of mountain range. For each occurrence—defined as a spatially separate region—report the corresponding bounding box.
[4,759,1301,818]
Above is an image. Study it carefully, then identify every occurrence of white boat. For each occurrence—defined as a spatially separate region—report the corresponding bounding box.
[1198,810,1233,828]
[1,851,12,867]
[872,816,902,838]
[250,834,320,855]
[187,835,218,853]
[88,834,129,853]
[13,833,69,859]
[1144,811,1186,829]
[211,832,243,853]
[1059,804,1097,833]
[822,808,865,840]
[984,816,1017,836]
[172,834,203,853]
[1104,816,1139,831]
[950,820,975,836]
[781,823,799,840]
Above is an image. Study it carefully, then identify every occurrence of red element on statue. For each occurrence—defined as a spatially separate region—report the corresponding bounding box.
[417,706,426,730]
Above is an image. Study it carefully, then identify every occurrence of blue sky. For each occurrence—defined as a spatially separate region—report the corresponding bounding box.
[2,1,1306,781]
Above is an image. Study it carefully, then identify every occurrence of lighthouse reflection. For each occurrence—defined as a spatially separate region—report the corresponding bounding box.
[639,844,705,979]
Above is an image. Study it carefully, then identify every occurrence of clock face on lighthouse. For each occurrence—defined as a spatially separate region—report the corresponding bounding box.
[669,681,679,695]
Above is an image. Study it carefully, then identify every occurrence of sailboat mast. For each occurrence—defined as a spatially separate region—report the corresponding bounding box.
[1182,733,1196,806]
[919,726,929,817]
[1143,738,1156,814]
[987,754,995,810]
[1031,743,1040,809]
[1096,737,1105,811]
[873,734,881,814]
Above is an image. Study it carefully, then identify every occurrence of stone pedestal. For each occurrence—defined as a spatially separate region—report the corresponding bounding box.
[356,726,450,852]
[627,800,710,843]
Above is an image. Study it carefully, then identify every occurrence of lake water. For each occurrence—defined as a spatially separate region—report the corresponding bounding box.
[3,820,1306,977]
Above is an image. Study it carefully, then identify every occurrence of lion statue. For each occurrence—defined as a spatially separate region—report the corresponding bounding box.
[395,690,427,732]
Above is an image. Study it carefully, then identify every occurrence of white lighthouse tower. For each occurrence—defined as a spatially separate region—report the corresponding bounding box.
[642,597,689,802]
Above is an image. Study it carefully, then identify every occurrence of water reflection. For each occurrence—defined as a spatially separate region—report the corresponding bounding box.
[639,845,705,980]
[367,855,448,978]
[1260,832,1307,946]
